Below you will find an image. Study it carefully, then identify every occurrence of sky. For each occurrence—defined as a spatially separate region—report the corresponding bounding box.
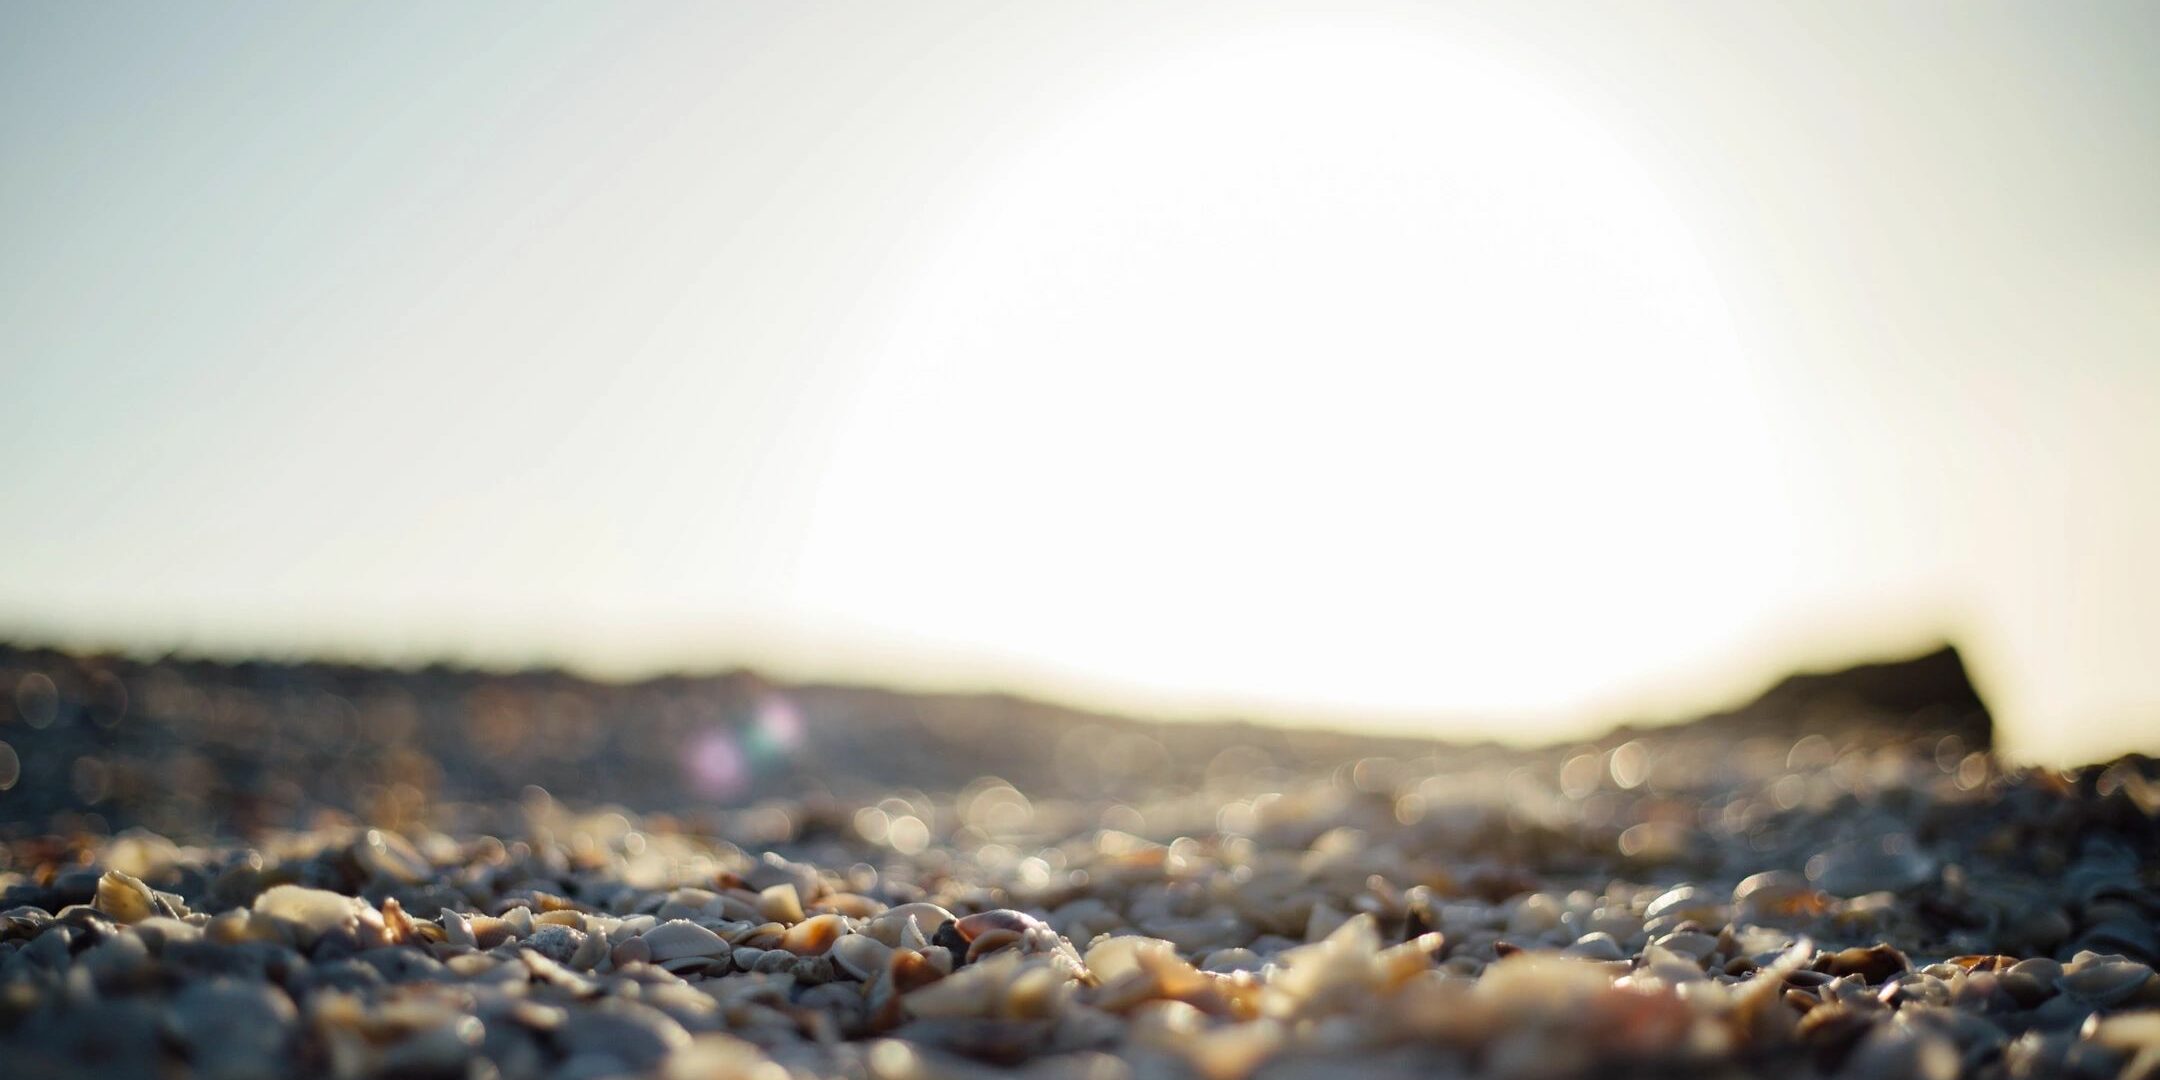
[3,1,2157,763]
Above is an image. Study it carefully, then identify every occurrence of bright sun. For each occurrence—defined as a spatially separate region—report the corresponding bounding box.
[797,23,1790,734]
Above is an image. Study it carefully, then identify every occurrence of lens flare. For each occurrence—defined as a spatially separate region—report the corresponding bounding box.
[685,730,748,800]
[744,694,804,761]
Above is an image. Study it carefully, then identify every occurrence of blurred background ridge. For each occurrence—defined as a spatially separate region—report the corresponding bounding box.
[0,639,1996,839]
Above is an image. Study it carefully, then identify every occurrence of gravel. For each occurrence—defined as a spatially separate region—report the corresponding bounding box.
[0,646,2154,1077]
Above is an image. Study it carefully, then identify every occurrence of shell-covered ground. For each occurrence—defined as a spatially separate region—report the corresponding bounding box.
[1,646,2157,1078]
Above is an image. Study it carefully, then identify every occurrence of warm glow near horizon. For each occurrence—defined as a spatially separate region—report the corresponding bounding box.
[799,25,1797,730]
[3,3,2157,764]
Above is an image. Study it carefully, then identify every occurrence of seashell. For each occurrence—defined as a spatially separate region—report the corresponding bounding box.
[920,945,956,976]
[197,907,255,941]
[1734,870,1832,926]
[376,897,421,946]
[642,919,730,962]
[1639,944,1707,982]
[966,927,1023,962]
[2002,957,2061,1007]
[720,920,781,946]
[2059,953,2155,1006]
[1,905,54,940]
[1376,934,1445,988]
[1005,958,1077,1018]
[1306,901,1353,942]
[468,915,514,949]
[1086,936,1181,984]
[1269,915,1389,1008]
[1653,930,1719,963]
[663,953,727,982]
[656,888,719,921]
[866,904,955,948]
[710,893,764,923]
[954,909,1050,941]
[568,925,609,971]
[759,884,805,925]
[92,870,157,925]
[1201,947,1264,974]
[500,905,533,939]
[780,913,849,956]
[128,915,199,953]
[1643,885,1727,932]
[439,910,477,949]
[832,933,894,980]
[896,946,951,988]
[611,934,653,968]
[902,953,1044,1020]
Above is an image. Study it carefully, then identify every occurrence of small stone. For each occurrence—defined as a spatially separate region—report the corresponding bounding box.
[169,979,298,1079]
[352,829,431,884]
[746,853,821,902]
[1809,836,1936,898]
[1564,932,1626,962]
[524,923,586,965]
[251,885,359,947]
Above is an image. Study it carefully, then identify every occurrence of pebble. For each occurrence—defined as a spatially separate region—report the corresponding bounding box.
[249,885,358,947]
[641,919,730,963]
[1810,835,1938,897]
[523,923,587,966]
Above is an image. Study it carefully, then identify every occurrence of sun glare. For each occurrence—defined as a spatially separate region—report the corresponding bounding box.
[797,24,1791,733]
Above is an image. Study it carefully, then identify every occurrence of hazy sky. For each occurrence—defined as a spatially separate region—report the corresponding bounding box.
[4,2,2156,763]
